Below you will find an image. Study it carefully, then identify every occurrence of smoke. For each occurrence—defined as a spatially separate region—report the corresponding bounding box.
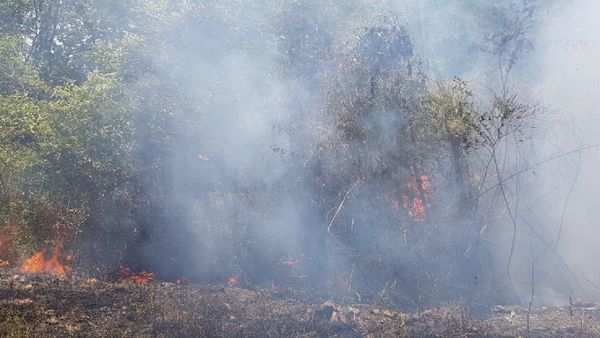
[128,1,316,283]
[72,0,600,309]
[396,0,600,306]
[131,0,491,297]
[508,0,600,304]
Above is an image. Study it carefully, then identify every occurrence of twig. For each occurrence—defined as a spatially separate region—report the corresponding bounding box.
[292,152,313,188]
[326,180,361,233]
[377,277,396,304]
[476,150,496,197]
[527,238,537,333]
[582,274,600,291]
[519,215,586,295]
[555,148,582,248]
[491,149,518,275]
[479,144,600,197]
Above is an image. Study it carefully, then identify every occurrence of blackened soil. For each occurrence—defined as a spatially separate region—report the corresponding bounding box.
[1,269,599,337]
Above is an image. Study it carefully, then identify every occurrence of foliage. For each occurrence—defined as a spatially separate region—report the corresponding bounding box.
[0,12,134,254]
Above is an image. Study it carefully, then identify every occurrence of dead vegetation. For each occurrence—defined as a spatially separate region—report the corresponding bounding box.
[1,269,599,337]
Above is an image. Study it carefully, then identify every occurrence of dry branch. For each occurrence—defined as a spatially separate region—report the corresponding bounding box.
[326,180,361,233]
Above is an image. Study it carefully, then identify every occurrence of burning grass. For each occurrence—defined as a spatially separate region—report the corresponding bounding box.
[118,266,155,284]
[401,174,432,223]
[19,244,69,277]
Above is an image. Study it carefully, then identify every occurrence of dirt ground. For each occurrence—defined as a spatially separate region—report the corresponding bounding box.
[1,269,600,337]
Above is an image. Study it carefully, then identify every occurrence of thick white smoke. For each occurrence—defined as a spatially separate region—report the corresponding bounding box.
[525,0,600,303]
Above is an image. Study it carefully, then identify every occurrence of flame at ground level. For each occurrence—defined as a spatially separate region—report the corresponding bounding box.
[228,275,239,286]
[118,266,155,284]
[400,174,432,223]
[20,244,68,277]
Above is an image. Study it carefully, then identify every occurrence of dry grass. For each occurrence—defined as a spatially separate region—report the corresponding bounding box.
[1,270,600,337]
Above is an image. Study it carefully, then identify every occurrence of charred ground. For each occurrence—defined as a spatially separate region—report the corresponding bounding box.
[2,269,600,337]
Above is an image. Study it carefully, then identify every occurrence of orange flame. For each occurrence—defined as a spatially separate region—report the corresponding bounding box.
[419,175,432,200]
[0,259,9,268]
[228,275,239,286]
[401,174,432,223]
[403,196,426,222]
[20,244,68,277]
[130,272,154,284]
[118,266,154,284]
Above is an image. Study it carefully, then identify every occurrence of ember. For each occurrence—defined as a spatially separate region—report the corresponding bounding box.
[176,277,189,285]
[118,266,154,284]
[419,175,432,199]
[403,196,426,223]
[402,174,432,223]
[130,272,154,284]
[20,243,68,277]
[277,256,303,267]
[228,275,239,286]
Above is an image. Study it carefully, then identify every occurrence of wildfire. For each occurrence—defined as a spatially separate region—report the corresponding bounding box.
[20,244,68,277]
[228,275,239,286]
[118,266,154,284]
[0,259,9,267]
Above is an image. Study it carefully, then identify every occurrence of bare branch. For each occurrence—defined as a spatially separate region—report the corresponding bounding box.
[479,144,600,197]
[326,180,361,233]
